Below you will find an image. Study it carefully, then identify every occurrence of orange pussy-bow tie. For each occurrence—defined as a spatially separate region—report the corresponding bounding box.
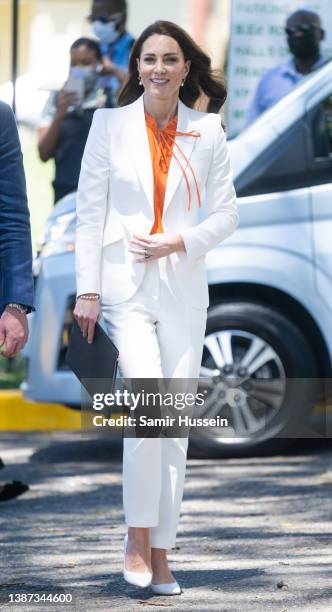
[149,116,202,211]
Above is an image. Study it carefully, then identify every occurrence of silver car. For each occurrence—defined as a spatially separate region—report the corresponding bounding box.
[24,60,332,457]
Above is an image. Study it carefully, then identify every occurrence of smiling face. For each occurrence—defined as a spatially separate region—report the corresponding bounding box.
[137,34,190,101]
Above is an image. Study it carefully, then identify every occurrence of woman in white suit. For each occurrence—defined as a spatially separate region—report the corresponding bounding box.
[74,20,238,595]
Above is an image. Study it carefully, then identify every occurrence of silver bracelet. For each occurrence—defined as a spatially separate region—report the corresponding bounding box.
[76,294,100,301]
[5,303,28,314]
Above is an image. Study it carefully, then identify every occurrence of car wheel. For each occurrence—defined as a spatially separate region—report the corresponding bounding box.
[189,301,318,458]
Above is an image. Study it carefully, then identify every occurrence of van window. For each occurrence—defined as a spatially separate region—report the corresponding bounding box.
[311,95,332,159]
[306,95,332,186]
[236,98,332,197]
[235,118,308,197]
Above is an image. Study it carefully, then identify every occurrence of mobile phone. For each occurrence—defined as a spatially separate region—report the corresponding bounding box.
[64,68,85,108]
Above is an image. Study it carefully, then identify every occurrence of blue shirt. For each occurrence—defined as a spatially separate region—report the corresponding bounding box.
[99,30,134,105]
[246,56,325,126]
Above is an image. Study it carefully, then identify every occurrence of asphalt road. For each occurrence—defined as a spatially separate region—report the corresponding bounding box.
[0,432,332,612]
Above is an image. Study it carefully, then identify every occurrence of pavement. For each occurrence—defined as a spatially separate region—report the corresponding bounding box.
[1,432,332,612]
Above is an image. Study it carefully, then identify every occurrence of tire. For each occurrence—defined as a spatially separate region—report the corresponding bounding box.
[189,300,318,458]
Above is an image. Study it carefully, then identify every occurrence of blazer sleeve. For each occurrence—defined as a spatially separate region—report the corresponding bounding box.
[75,110,110,296]
[0,102,34,311]
[179,116,239,261]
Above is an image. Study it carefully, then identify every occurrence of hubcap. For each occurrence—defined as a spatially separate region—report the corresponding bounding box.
[197,330,286,445]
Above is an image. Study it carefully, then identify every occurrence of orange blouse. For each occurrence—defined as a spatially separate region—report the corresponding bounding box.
[145,111,177,234]
[145,111,202,235]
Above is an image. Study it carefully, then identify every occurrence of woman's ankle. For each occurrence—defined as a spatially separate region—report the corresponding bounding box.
[128,526,150,541]
[151,548,168,562]
[151,546,167,552]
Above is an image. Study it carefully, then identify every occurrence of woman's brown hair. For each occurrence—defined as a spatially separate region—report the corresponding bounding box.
[118,20,227,113]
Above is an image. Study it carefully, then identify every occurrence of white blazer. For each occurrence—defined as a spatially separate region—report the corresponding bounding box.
[75,94,238,308]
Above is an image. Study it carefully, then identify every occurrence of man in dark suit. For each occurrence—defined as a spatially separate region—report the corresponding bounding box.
[0,100,34,501]
[0,101,34,350]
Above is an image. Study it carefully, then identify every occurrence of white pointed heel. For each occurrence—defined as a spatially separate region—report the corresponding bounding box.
[123,534,152,588]
[150,580,181,595]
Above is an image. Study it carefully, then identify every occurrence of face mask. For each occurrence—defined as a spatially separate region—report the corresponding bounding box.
[287,31,319,60]
[92,20,120,44]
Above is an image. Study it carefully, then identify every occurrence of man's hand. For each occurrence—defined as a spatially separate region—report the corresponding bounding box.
[101,56,117,76]
[101,56,128,84]
[129,233,186,263]
[0,309,29,358]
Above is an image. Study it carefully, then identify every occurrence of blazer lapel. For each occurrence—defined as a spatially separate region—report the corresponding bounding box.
[163,99,197,214]
[126,94,154,210]
[125,96,197,214]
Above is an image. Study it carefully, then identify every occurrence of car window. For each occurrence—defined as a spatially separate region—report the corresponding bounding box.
[235,118,308,197]
[236,94,332,198]
[324,97,332,154]
[306,94,332,187]
[311,95,332,159]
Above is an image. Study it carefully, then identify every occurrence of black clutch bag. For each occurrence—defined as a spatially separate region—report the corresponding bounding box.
[66,318,119,400]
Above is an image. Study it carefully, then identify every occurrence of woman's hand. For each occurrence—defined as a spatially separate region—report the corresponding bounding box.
[73,297,100,344]
[129,233,186,263]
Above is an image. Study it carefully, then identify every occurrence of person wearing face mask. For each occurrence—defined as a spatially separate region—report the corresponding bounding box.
[246,9,326,126]
[88,0,134,107]
[38,38,105,204]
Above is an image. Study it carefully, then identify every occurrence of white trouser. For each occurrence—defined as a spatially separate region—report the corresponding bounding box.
[102,256,207,550]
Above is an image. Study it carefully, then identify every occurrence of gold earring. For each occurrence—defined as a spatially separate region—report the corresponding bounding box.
[181,78,185,87]
[138,75,143,86]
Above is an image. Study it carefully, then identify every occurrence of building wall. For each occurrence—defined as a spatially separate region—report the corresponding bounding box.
[187,0,230,68]
[1,0,92,85]
[0,0,14,82]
